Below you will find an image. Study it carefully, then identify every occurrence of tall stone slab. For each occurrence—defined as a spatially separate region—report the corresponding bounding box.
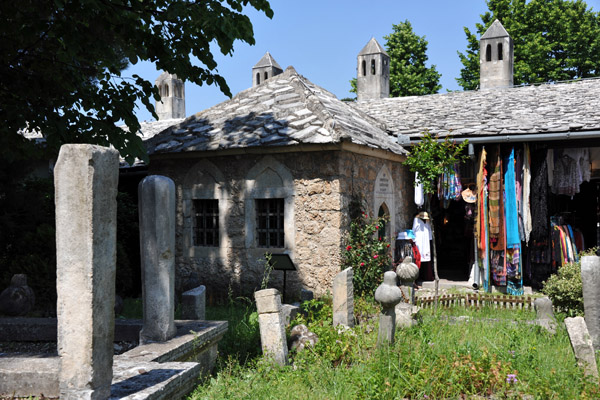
[139,175,177,344]
[564,317,599,379]
[333,268,354,327]
[581,255,600,350]
[255,289,288,366]
[181,285,206,320]
[55,144,119,400]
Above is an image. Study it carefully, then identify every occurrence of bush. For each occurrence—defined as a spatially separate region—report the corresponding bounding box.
[342,212,392,297]
[541,248,598,317]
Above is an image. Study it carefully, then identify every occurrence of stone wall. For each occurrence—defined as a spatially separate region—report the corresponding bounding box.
[148,149,412,299]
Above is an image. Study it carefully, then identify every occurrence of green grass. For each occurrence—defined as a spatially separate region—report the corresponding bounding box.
[190,300,600,400]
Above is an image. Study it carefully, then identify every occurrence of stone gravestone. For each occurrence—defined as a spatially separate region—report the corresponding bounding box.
[182,285,206,320]
[0,274,35,316]
[581,255,600,350]
[255,288,288,366]
[332,268,354,327]
[139,175,177,344]
[374,271,403,346]
[55,144,119,400]
[534,297,557,334]
[564,316,599,379]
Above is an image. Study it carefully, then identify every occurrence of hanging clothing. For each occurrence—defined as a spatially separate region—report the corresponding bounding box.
[414,172,424,207]
[530,151,549,242]
[438,165,462,209]
[412,217,432,262]
[489,147,505,251]
[552,148,591,196]
[522,144,532,244]
[546,149,554,187]
[504,148,520,248]
[475,148,488,255]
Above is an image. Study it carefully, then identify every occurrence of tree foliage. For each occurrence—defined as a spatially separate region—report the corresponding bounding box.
[350,20,441,97]
[402,131,469,195]
[1,0,273,164]
[457,0,600,90]
[385,20,442,97]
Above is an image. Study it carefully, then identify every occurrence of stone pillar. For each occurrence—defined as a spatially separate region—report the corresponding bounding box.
[534,297,557,334]
[139,175,177,344]
[375,271,402,347]
[332,268,354,327]
[581,256,600,350]
[182,285,206,320]
[55,144,119,400]
[564,316,599,379]
[255,289,288,366]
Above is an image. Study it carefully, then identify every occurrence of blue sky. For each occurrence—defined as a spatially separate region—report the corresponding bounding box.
[125,0,600,122]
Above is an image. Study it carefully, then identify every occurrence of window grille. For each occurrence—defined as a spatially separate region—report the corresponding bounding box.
[194,199,219,247]
[256,198,285,248]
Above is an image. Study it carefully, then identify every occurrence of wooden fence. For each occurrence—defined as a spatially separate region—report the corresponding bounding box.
[416,293,535,310]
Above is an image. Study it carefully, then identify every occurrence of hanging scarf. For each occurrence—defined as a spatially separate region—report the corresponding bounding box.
[530,150,549,242]
[438,164,462,209]
[504,148,520,248]
[522,144,532,244]
[475,148,487,254]
[489,147,505,251]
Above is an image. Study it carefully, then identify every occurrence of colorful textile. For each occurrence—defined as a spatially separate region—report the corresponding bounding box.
[488,149,502,239]
[491,250,506,286]
[522,144,532,244]
[504,149,520,248]
[475,148,487,254]
[438,165,462,209]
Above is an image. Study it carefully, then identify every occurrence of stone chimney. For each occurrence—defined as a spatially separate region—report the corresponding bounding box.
[252,52,283,87]
[480,19,513,90]
[357,37,390,101]
[155,72,185,120]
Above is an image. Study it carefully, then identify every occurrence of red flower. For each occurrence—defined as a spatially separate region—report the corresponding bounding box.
[378,237,382,241]
[387,244,390,248]
[375,226,379,230]
[373,254,378,259]
[346,245,352,251]
[360,262,365,266]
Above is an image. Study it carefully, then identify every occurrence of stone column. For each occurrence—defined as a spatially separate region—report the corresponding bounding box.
[333,267,354,327]
[534,297,557,334]
[581,255,600,350]
[182,285,206,320]
[565,316,599,379]
[139,175,177,344]
[255,289,288,366]
[375,271,402,347]
[55,144,119,400]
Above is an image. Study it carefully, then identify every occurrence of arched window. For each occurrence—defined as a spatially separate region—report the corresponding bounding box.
[497,43,503,61]
[256,72,260,85]
[264,71,268,80]
[371,59,376,75]
[362,60,366,76]
[486,44,492,62]
[378,203,389,241]
[164,84,169,97]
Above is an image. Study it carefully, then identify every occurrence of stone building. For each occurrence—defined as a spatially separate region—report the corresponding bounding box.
[145,65,412,297]
[144,22,600,295]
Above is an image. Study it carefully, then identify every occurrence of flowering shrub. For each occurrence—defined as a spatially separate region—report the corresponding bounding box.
[342,212,392,297]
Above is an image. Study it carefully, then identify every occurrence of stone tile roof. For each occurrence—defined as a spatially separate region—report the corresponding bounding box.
[253,52,283,70]
[481,19,510,40]
[146,66,406,156]
[354,78,600,139]
[358,37,389,57]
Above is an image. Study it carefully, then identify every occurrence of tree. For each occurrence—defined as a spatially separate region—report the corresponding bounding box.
[403,132,468,306]
[0,0,273,164]
[385,20,442,97]
[349,20,441,97]
[457,0,600,90]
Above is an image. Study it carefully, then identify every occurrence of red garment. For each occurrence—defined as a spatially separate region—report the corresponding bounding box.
[411,242,421,268]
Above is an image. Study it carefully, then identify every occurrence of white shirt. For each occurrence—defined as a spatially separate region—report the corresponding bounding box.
[414,172,424,207]
[412,217,432,262]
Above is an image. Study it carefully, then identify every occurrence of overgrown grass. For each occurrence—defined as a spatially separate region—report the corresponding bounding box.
[191,299,600,400]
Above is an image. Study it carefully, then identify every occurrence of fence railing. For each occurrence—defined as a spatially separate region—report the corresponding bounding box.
[416,293,535,310]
